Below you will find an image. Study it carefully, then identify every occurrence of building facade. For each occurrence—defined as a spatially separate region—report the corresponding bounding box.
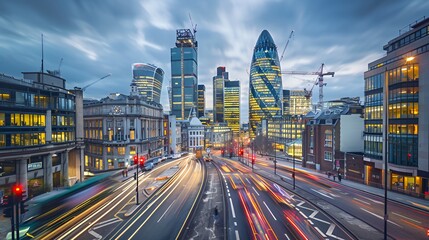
[83,92,164,171]
[288,90,312,115]
[188,110,204,153]
[224,80,240,134]
[132,63,164,104]
[364,18,429,197]
[213,66,228,123]
[249,30,283,139]
[171,29,198,120]
[168,115,182,156]
[197,84,205,118]
[0,72,84,198]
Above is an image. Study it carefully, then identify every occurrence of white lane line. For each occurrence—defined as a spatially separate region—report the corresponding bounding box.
[246,178,251,184]
[361,196,383,204]
[360,208,403,227]
[235,230,240,240]
[227,189,230,193]
[392,212,422,224]
[298,211,308,219]
[284,233,291,240]
[314,227,327,238]
[252,186,260,196]
[157,200,176,223]
[234,222,237,226]
[353,197,371,205]
[229,198,236,218]
[93,218,122,230]
[308,220,314,225]
[311,189,334,199]
[263,201,277,221]
[88,230,102,239]
[228,193,230,197]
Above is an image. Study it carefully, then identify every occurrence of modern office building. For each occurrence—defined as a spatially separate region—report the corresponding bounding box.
[283,89,312,116]
[0,72,84,198]
[364,18,429,197]
[213,66,228,123]
[249,30,283,139]
[83,86,164,171]
[171,29,198,120]
[262,115,305,154]
[197,84,205,118]
[224,80,240,133]
[132,63,164,104]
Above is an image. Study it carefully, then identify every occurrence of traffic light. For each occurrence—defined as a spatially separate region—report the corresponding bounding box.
[2,195,11,218]
[12,184,23,202]
[139,156,145,167]
[133,155,138,165]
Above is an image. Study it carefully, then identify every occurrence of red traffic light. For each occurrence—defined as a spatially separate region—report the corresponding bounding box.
[139,156,145,165]
[12,184,23,202]
[133,155,138,164]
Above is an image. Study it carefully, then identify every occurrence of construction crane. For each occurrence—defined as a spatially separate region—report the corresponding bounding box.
[79,74,112,91]
[188,13,197,38]
[281,63,334,109]
[279,30,294,62]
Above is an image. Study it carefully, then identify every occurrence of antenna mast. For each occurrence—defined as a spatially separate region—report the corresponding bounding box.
[41,34,44,73]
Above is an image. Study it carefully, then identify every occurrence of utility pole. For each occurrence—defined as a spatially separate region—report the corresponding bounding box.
[136,147,140,205]
[293,116,297,190]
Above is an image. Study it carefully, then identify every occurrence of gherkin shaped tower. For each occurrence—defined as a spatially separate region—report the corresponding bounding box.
[249,30,283,139]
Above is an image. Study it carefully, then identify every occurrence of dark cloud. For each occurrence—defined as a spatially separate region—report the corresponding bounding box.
[0,0,427,122]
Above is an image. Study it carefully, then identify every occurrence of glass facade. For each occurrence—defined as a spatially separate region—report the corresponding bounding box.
[249,30,283,139]
[171,29,198,120]
[132,63,164,104]
[213,66,227,123]
[0,74,76,149]
[197,84,205,118]
[224,80,240,133]
[284,90,311,115]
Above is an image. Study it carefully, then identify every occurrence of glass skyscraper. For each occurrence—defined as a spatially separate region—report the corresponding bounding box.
[197,84,205,118]
[249,30,283,139]
[132,63,164,104]
[213,66,228,123]
[224,80,240,133]
[171,29,198,120]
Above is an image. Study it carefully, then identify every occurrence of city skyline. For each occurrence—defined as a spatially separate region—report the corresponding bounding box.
[0,0,428,123]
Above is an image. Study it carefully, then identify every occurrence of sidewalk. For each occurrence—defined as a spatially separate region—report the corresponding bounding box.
[262,154,429,212]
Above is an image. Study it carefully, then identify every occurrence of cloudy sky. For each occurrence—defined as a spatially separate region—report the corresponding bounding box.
[1,0,427,123]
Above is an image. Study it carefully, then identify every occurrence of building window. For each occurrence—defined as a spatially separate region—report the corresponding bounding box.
[117,147,125,156]
[130,129,135,141]
[324,130,332,147]
[324,151,333,161]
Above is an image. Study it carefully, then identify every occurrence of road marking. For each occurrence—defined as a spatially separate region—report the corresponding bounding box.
[252,186,260,196]
[392,212,422,224]
[311,189,334,199]
[314,227,327,238]
[228,193,230,197]
[360,208,403,227]
[229,198,236,218]
[227,189,230,193]
[157,199,176,223]
[234,222,237,226]
[88,230,102,239]
[361,196,383,204]
[93,218,122,230]
[353,197,371,205]
[235,230,240,240]
[280,174,291,180]
[95,218,119,226]
[326,223,345,240]
[263,201,277,220]
[284,233,291,240]
[308,220,314,225]
[246,178,251,184]
[298,210,308,219]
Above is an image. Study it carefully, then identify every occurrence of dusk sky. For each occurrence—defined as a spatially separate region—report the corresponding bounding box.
[1,0,427,123]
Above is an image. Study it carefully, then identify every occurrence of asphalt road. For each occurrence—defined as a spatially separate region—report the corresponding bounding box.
[252,154,429,240]
[214,155,354,240]
[108,156,205,240]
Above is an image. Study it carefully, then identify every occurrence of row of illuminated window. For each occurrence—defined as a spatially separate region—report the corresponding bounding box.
[388,87,418,102]
[387,64,419,85]
[0,113,45,126]
[389,124,418,135]
[369,43,429,71]
[52,131,74,143]
[365,93,382,106]
[364,106,383,120]
[9,132,46,146]
[0,91,75,110]
[85,129,103,140]
[84,120,103,128]
[84,105,163,118]
[388,102,418,119]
